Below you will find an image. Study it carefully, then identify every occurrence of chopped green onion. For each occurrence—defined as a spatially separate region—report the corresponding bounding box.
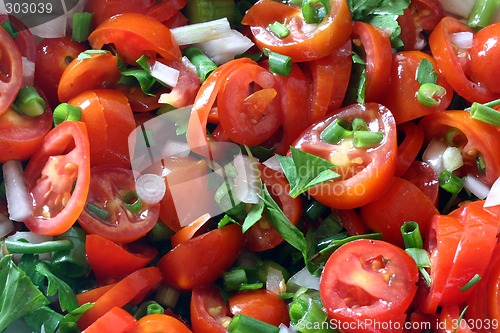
[405,248,432,287]
[72,12,93,42]
[467,0,500,29]
[460,274,482,292]
[258,260,290,282]
[227,314,280,333]
[154,285,180,309]
[13,86,46,117]
[1,20,18,39]
[466,98,500,110]
[268,21,290,38]
[302,0,329,24]
[289,295,333,333]
[51,227,90,278]
[53,103,82,126]
[351,117,368,131]
[353,130,384,148]
[304,200,328,221]
[444,128,465,147]
[239,283,264,291]
[147,302,165,315]
[469,102,500,127]
[439,170,464,194]
[122,191,143,214]
[134,301,162,319]
[85,203,110,221]
[320,119,352,144]
[401,221,423,249]
[223,267,248,291]
[266,49,292,76]
[186,0,237,24]
[4,239,73,255]
[417,83,446,107]
[57,321,80,333]
[476,154,486,174]
[183,46,217,82]
[148,221,174,243]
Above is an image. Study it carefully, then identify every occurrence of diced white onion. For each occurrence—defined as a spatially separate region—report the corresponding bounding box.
[181,56,197,74]
[7,231,53,261]
[194,30,254,65]
[451,31,474,50]
[0,214,14,239]
[263,155,283,172]
[279,324,298,333]
[232,155,261,204]
[136,173,166,204]
[422,138,448,175]
[288,266,320,291]
[150,61,180,88]
[22,57,35,88]
[442,146,464,172]
[2,160,33,222]
[484,177,500,208]
[463,174,491,200]
[162,140,190,158]
[170,18,232,45]
[266,267,284,295]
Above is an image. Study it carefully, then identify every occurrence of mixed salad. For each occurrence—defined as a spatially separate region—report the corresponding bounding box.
[0,0,499,332]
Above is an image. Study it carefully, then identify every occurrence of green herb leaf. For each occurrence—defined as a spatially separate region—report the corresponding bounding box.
[119,69,156,96]
[0,255,49,331]
[218,214,237,228]
[416,58,438,85]
[76,49,110,61]
[60,303,94,326]
[35,262,78,312]
[23,306,63,333]
[276,147,340,198]
[242,201,265,233]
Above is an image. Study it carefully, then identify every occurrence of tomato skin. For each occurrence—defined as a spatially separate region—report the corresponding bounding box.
[401,161,439,207]
[78,166,160,244]
[191,285,231,333]
[320,239,419,333]
[395,122,424,177]
[293,103,397,209]
[158,224,244,290]
[89,13,181,65]
[0,15,37,62]
[127,314,193,333]
[229,289,290,327]
[242,0,352,62]
[34,36,86,107]
[23,121,90,235]
[82,307,137,333]
[0,26,23,116]
[469,23,500,94]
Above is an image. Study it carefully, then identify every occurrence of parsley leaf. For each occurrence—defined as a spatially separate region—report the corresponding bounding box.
[416,58,438,85]
[76,49,110,61]
[276,147,340,198]
[119,69,156,96]
[35,262,78,312]
[241,201,265,233]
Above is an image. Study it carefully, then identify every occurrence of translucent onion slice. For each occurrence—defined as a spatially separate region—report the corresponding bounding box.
[484,177,500,208]
[170,17,232,45]
[136,173,166,205]
[2,160,33,222]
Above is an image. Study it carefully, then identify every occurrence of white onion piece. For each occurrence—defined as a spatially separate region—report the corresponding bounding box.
[150,61,180,88]
[162,140,190,158]
[22,57,35,88]
[181,56,197,74]
[136,173,166,204]
[484,177,500,208]
[170,18,232,45]
[0,214,14,239]
[194,30,254,65]
[232,155,261,204]
[279,324,298,333]
[288,266,320,290]
[463,174,490,200]
[2,160,33,222]
[263,155,283,172]
[266,267,284,295]
[451,31,474,50]
[422,138,447,175]
[442,146,464,172]
[7,231,53,261]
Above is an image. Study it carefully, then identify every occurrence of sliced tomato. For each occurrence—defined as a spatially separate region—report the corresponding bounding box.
[293,103,397,209]
[127,314,193,333]
[157,224,244,290]
[68,89,135,168]
[190,285,231,333]
[333,209,368,236]
[86,234,158,280]
[398,8,417,51]
[401,161,439,206]
[23,121,90,235]
[0,15,37,62]
[469,23,500,94]
[77,283,117,306]
[78,166,160,243]
[395,122,425,177]
[410,0,445,32]
[241,0,352,62]
[58,52,121,102]
[82,307,137,333]
[88,13,181,65]
[320,239,419,333]
[437,306,477,333]
[0,25,22,116]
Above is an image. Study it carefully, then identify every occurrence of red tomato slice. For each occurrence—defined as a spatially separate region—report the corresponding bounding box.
[293,103,397,209]
[437,306,476,333]
[190,285,231,333]
[410,0,445,32]
[154,59,200,109]
[241,0,352,62]
[320,239,419,332]
[0,26,22,116]
[333,209,368,236]
[0,15,37,62]
[395,122,425,177]
[127,314,193,333]
[77,283,117,306]
[157,224,244,290]
[88,13,181,65]
[82,307,137,333]
[23,121,91,235]
[78,166,160,243]
[469,23,500,94]
[401,161,439,207]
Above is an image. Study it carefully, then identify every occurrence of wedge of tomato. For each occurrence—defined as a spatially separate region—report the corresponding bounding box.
[83,307,137,333]
[0,15,36,62]
[395,122,424,177]
[0,26,22,116]
[401,161,439,206]
[23,121,91,235]
[469,23,500,94]
[191,285,231,333]
[127,314,193,333]
[241,0,352,62]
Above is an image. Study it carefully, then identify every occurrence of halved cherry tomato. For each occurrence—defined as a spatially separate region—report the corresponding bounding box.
[78,166,160,243]
[88,13,181,65]
[241,0,352,62]
[381,51,453,124]
[0,26,22,116]
[86,234,158,280]
[217,63,282,146]
[395,122,425,177]
[429,17,500,103]
[246,164,302,252]
[126,314,193,333]
[320,239,419,333]
[469,23,500,94]
[78,267,162,329]
[191,285,231,333]
[410,0,445,32]
[333,209,368,236]
[398,8,417,51]
[170,213,210,248]
[360,177,439,247]
[68,89,135,168]
[351,21,392,103]
[293,103,397,209]
[157,224,244,290]
[23,121,90,235]
[34,36,86,107]
[401,161,439,206]
[229,289,290,327]
[437,305,476,333]
[83,307,137,333]
[77,283,117,305]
